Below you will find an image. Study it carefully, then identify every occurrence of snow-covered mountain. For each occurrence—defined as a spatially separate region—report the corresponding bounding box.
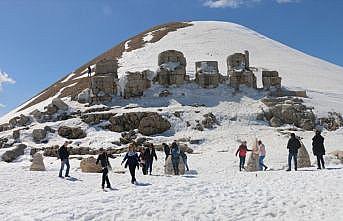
[2,21,343,122]
[1,21,343,221]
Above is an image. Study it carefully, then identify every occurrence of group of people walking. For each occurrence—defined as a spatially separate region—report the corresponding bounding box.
[56,130,326,189]
[235,130,326,172]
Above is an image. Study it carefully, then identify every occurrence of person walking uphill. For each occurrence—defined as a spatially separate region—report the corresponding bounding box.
[312,130,326,169]
[235,141,251,171]
[258,140,268,171]
[146,144,157,175]
[287,133,301,171]
[171,141,181,175]
[96,148,112,190]
[58,141,71,178]
[122,144,140,184]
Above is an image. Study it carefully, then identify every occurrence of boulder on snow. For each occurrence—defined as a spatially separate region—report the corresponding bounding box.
[52,98,69,111]
[32,129,47,143]
[270,117,282,127]
[58,126,86,139]
[138,113,171,136]
[202,112,219,129]
[81,112,116,125]
[77,88,92,104]
[80,157,102,173]
[164,155,185,175]
[1,144,27,162]
[30,153,46,171]
[329,150,343,162]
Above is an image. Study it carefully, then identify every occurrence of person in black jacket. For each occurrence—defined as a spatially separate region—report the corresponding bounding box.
[58,141,71,178]
[122,144,140,184]
[163,143,170,161]
[139,147,148,175]
[146,144,157,175]
[312,130,326,169]
[287,133,301,171]
[96,148,112,189]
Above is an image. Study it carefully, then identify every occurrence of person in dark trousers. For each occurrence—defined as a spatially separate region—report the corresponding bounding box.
[312,130,326,169]
[235,141,252,171]
[171,141,180,175]
[58,141,71,178]
[163,143,170,161]
[180,151,189,171]
[96,148,112,189]
[287,133,301,171]
[122,144,140,184]
[146,144,157,175]
[139,147,148,175]
[87,66,92,78]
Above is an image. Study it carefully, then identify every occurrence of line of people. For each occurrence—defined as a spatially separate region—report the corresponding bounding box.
[234,130,326,172]
[57,140,191,189]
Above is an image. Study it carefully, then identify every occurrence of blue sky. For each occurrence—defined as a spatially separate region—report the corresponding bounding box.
[0,0,342,116]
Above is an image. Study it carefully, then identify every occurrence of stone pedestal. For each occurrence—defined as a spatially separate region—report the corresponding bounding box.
[30,153,46,171]
[165,156,185,175]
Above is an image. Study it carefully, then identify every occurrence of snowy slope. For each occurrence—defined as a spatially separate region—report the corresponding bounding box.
[1,21,343,122]
[118,21,343,115]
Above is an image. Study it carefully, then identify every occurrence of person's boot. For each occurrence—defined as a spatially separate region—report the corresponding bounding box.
[286,168,291,171]
[264,166,268,171]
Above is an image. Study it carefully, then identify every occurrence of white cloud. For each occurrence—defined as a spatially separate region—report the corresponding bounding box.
[0,70,15,108]
[203,0,300,8]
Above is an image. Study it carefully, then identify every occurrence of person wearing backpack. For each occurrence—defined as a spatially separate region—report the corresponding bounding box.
[96,148,112,190]
[171,141,180,175]
[122,144,140,184]
[58,141,71,178]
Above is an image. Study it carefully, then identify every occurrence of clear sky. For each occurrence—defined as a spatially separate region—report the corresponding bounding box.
[0,0,342,116]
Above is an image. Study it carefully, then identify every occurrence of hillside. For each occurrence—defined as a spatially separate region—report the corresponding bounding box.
[0,21,343,221]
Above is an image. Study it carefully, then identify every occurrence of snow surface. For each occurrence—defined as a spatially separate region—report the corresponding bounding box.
[0,21,343,220]
[1,125,343,221]
[1,83,343,220]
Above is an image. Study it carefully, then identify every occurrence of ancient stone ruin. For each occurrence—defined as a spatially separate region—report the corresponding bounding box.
[90,59,118,103]
[227,50,257,91]
[155,50,187,86]
[195,61,220,88]
[262,70,282,90]
[121,71,151,99]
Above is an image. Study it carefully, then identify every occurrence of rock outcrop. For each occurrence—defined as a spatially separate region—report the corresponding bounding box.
[81,112,116,125]
[32,129,47,143]
[138,114,171,136]
[1,144,27,162]
[318,112,343,131]
[58,126,86,139]
[30,153,46,171]
[80,157,102,173]
[261,97,315,130]
[109,112,171,135]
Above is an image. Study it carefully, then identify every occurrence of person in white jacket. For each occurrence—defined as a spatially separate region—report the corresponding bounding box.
[257,140,268,171]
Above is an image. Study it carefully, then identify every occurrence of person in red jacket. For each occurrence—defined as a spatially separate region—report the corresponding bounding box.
[235,141,252,171]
